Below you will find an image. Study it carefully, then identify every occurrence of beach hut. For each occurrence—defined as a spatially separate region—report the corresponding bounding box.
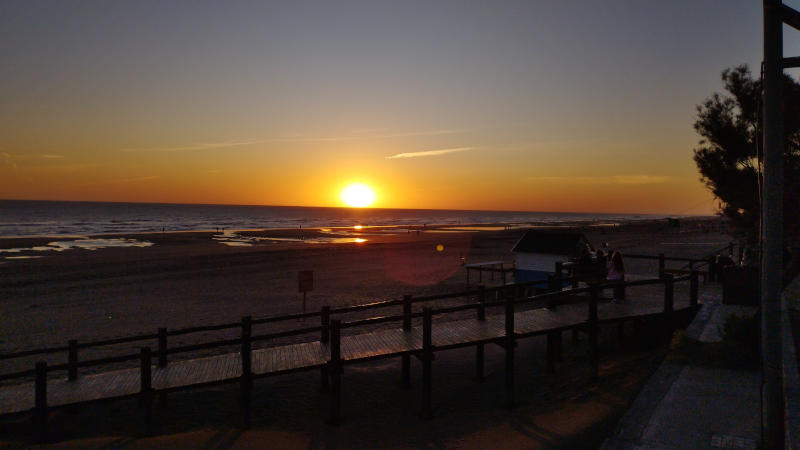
[511,230,591,282]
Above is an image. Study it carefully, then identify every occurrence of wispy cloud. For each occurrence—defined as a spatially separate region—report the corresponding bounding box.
[612,175,670,184]
[276,129,464,143]
[122,140,260,153]
[386,147,475,159]
[529,175,670,185]
[1,153,64,164]
[108,175,159,184]
[74,175,159,188]
[0,153,18,171]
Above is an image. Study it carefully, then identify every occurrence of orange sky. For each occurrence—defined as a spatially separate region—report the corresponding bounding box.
[2,1,779,215]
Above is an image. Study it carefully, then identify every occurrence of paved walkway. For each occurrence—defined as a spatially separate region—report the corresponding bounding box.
[603,284,761,450]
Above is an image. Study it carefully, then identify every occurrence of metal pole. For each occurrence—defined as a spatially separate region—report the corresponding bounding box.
[762,1,785,447]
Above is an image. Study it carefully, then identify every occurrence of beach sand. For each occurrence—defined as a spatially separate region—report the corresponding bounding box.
[0,217,729,447]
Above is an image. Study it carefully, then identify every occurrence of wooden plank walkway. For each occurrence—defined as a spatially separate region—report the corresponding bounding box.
[0,300,687,417]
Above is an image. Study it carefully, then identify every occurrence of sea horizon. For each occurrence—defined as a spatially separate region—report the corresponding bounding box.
[0,198,698,238]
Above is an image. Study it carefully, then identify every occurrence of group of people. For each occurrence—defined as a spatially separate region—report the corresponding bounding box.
[575,243,626,302]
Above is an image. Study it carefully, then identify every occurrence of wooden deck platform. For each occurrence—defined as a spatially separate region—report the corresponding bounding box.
[0,300,688,417]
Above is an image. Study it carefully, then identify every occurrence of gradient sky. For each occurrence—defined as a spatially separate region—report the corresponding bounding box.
[1,1,797,214]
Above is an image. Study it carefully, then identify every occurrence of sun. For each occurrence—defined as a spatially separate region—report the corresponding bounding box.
[340,183,377,207]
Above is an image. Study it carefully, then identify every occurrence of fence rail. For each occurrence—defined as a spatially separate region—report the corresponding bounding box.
[0,260,699,386]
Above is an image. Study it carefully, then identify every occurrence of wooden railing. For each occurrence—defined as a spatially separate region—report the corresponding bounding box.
[4,269,702,440]
[0,277,571,385]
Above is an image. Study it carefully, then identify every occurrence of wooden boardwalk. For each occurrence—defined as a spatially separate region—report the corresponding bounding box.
[0,300,688,417]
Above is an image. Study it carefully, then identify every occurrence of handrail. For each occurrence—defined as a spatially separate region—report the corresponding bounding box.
[253,311,321,325]
[76,333,159,349]
[625,254,705,263]
[0,268,695,382]
[340,311,425,329]
[0,346,69,361]
[167,322,240,336]
[252,325,324,341]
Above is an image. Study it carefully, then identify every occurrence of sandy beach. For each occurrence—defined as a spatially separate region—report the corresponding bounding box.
[0,217,729,447]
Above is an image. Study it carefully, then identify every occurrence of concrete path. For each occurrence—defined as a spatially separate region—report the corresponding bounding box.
[603,297,761,449]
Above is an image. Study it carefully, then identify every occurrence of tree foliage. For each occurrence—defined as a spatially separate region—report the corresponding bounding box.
[693,65,800,236]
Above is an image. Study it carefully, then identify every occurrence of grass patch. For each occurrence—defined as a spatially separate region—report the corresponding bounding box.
[668,313,759,370]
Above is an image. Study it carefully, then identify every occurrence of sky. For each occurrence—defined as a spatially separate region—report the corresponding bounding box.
[1,0,797,214]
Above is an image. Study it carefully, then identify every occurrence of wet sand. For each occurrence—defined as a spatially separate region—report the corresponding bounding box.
[0,217,728,447]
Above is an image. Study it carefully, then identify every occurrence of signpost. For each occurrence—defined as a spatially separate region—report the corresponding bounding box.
[298,270,313,314]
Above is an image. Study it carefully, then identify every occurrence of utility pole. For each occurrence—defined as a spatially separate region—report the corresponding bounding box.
[762,0,785,447]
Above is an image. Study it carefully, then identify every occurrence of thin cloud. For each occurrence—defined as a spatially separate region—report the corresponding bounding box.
[122,140,260,153]
[613,175,670,184]
[386,147,474,159]
[277,129,464,143]
[0,153,18,171]
[529,175,670,185]
[0,153,64,164]
[74,176,159,188]
[108,175,159,184]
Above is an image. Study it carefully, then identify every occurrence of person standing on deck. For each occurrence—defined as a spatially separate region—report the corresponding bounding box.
[606,250,625,303]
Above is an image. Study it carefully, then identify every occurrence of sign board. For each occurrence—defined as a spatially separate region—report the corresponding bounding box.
[298,270,313,293]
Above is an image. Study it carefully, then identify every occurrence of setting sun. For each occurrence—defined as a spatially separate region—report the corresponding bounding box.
[340,183,377,208]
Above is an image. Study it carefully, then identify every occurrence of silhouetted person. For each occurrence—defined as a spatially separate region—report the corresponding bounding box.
[607,250,625,303]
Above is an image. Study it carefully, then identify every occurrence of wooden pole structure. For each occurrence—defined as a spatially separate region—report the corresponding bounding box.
[504,290,516,409]
[320,306,330,393]
[588,286,599,380]
[240,316,252,429]
[158,328,167,368]
[658,253,665,279]
[762,1,786,446]
[401,294,412,388]
[663,274,674,337]
[420,307,433,419]
[328,319,342,425]
[475,285,486,382]
[708,255,717,282]
[140,347,153,436]
[157,327,168,408]
[34,361,47,443]
[68,339,78,381]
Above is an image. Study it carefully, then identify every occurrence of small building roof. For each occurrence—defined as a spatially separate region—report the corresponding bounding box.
[511,230,590,256]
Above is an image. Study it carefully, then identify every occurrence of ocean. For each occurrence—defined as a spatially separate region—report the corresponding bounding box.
[0,199,664,237]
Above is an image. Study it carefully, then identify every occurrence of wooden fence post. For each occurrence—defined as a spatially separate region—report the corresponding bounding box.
[240,316,252,429]
[421,307,434,419]
[663,274,674,336]
[477,285,486,321]
[68,340,78,381]
[34,361,47,443]
[547,274,558,294]
[547,331,558,373]
[658,253,665,279]
[504,292,515,409]
[690,270,699,307]
[401,294,412,388]
[547,279,558,310]
[708,255,717,282]
[328,319,342,425]
[588,286,599,380]
[157,328,167,368]
[140,347,153,436]
[320,306,330,393]
[476,285,486,382]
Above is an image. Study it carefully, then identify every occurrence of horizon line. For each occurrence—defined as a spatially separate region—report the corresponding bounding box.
[0,197,714,218]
